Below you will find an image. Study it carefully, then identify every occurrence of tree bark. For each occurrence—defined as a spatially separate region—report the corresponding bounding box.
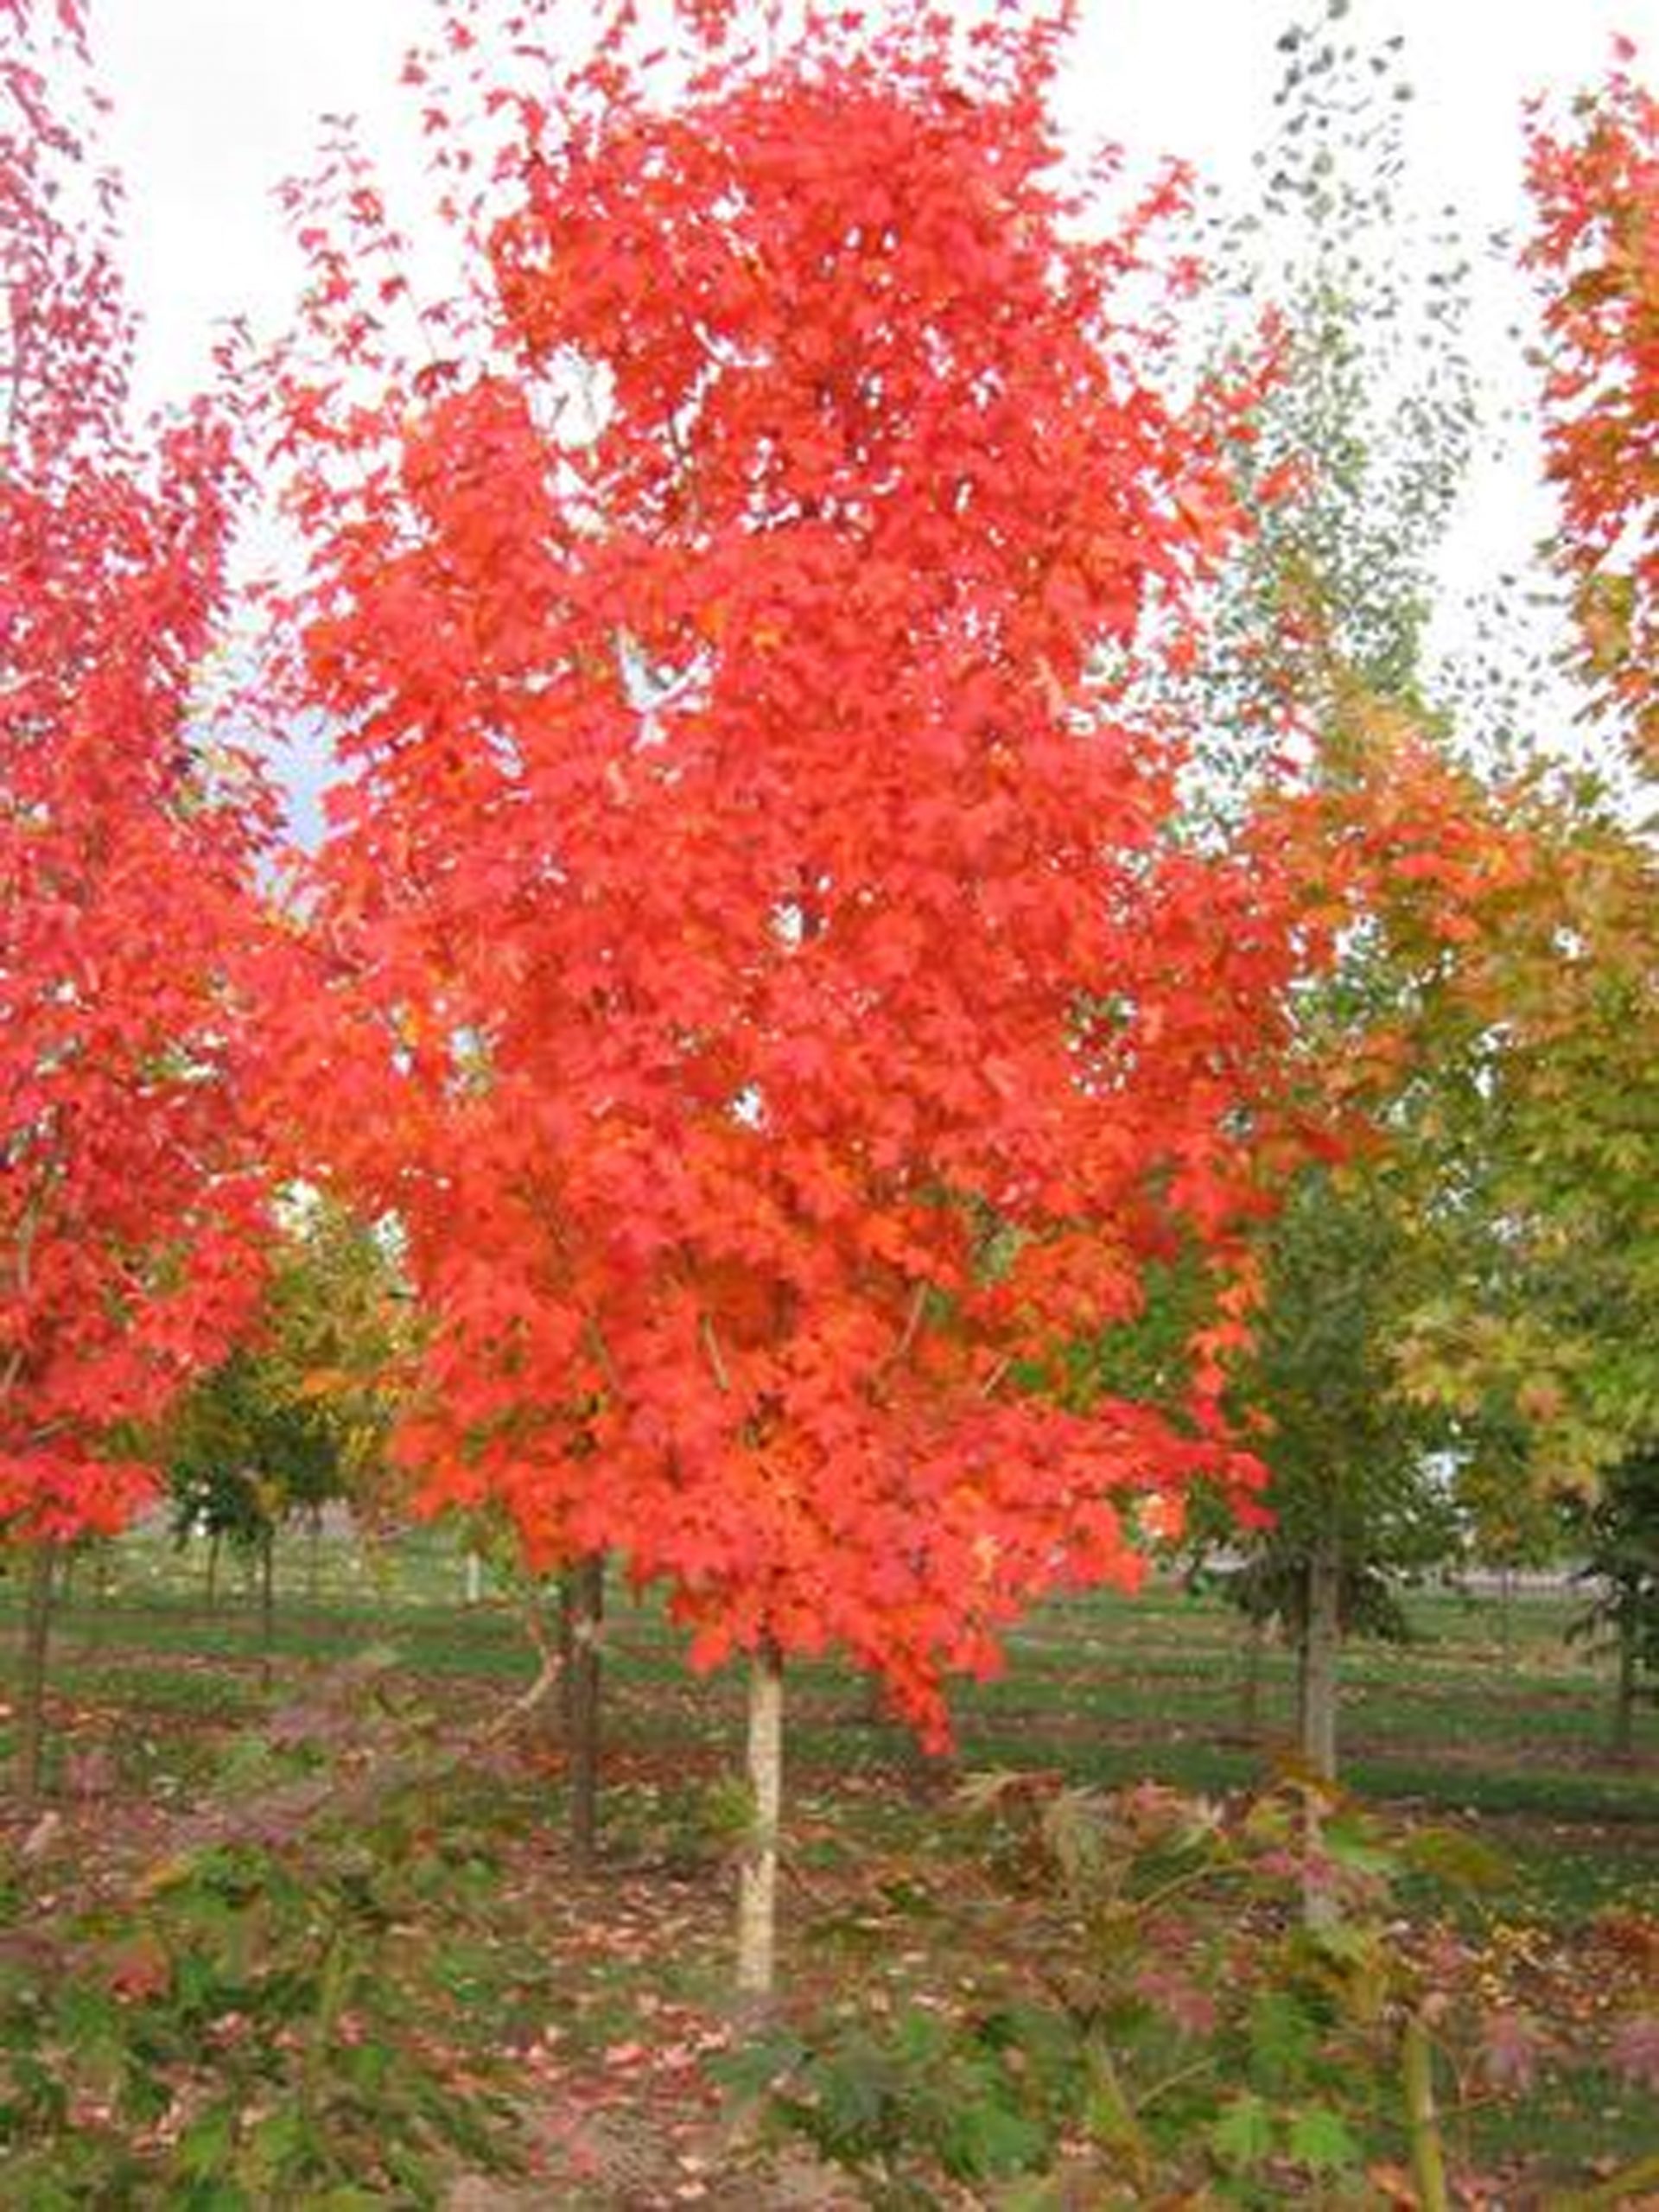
[564,1553,605,1862]
[1611,1599,1638,1759]
[464,1550,484,1607]
[1238,1609,1266,1743]
[16,1543,54,1804]
[1299,1529,1342,1932]
[557,1565,577,1737]
[1300,1530,1341,1783]
[259,1529,276,1694]
[737,1639,785,2000]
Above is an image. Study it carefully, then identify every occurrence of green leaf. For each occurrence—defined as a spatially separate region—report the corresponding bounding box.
[1322,1815,1396,1878]
[1247,1990,1320,2090]
[1310,1920,1376,1968]
[709,2027,806,2101]
[943,2093,1048,2180]
[173,2181,251,2212]
[1399,1825,1513,1894]
[236,2106,311,2189]
[1287,2102,1363,2172]
[1210,2091,1274,2170]
[175,2100,238,2181]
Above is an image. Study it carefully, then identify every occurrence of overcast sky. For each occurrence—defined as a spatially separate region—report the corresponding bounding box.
[87,0,1653,819]
[95,0,1644,406]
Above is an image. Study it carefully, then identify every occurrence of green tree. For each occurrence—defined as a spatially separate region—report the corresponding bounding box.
[1224,1173,1459,1779]
[1452,1411,1567,1675]
[1171,3,1476,802]
[163,1198,405,1682]
[1154,3,1517,1786]
[1399,58,1659,1542]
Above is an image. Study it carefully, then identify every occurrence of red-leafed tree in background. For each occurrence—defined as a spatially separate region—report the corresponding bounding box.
[1527,46,1659,774]
[1,0,274,1793]
[272,0,1323,1985]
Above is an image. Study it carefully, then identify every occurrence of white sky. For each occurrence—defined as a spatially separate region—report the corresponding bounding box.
[95,0,1648,409]
[86,0,1656,812]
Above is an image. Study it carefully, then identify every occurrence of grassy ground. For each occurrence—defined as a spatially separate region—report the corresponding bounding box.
[0,1529,1653,2205]
[27,1529,1656,1858]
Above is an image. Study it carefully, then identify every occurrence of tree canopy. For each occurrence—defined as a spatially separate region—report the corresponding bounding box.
[0,0,276,1546]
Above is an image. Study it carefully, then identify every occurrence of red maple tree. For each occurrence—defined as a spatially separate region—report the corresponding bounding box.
[1,0,273,1554]
[1526,42,1659,772]
[271,0,1320,1759]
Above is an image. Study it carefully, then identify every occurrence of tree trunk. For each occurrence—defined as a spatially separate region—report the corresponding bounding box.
[464,1550,484,1607]
[1238,1610,1266,1743]
[737,1639,785,2001]
[16,1544,55,1804]
[1611,1599,1638,1759]
[73,1541,106,1656]
[306,1506,323,1605]
[1497,1564,1516,1676]
[564,1553,605,1862]
[1300,1531,1341,1932]
[849,1665,886,1726]
[259,1529,276,1694]
[557,1565,577,1738]
[205,1529,221,1611]
[1300,1531,1341,1783]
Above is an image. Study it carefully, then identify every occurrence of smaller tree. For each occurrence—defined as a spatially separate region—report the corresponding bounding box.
[1128,2,1521,1792]
[162,1199,405,1682]
[1452,1411,1566,1674]
[1567,1444,1659,1758]
[1223,1170,1459,1782]
[166,1351,335,1681]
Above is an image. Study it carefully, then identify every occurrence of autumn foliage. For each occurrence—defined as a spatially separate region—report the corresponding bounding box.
[257,0,1409,1743]
[0,0,272,1541]
[1527,47,1659,772]
[1395,50,1659,1482]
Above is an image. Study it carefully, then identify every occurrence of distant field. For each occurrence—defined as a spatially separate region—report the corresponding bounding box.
[7,1526,1653,1860]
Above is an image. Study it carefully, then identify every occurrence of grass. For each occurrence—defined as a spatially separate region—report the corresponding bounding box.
[0,1525,1652,2201]
[11,1527,1656,1829]
[13,1529,1655,1966]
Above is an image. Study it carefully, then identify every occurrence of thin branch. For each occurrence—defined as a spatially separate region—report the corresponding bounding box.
[873,1278,928,1395]
[477,1589,565,1744]
[979,1353,1014,1399]
[1135,2054,1221,2113]
[700,1312,732,1395]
